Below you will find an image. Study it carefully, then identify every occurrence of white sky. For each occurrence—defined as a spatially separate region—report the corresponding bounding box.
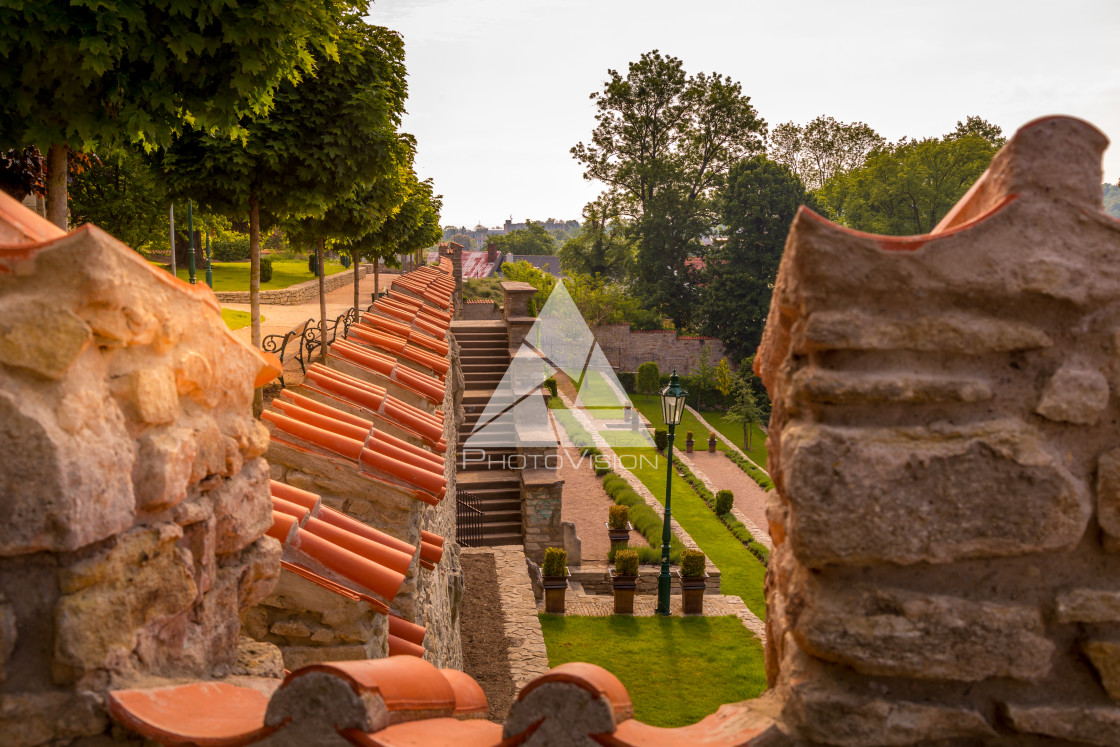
[368,0,1120,229]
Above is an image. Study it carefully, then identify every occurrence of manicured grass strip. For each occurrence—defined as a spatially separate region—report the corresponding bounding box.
[172,260,346,291]
[220,308,263,330]
[617,447,767,618]
[538,615,766,728]
[672,457,769,565]
[699,409,768,468]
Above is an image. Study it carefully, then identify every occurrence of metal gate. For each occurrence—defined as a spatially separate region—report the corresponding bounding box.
[456,488,485,547]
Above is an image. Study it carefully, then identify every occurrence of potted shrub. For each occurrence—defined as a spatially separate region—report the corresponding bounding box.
[611,549,639,614]
[541,547,569,614]
[685,430,694,453]
[677,549,708,615]
[606,505,631,549]
[707,432,718,453]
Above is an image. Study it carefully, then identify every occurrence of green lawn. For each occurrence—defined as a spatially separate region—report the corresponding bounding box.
[463,277,503,301]
[169,260,346,291]
[617,446,767,618]
[700,410,768,468]
[538,615,766,727]
[221,308,255,330]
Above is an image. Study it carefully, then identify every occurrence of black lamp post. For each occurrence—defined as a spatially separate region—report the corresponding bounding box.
[657,370,688,615]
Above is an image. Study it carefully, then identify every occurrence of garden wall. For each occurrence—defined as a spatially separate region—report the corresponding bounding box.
[462,299,501,320]
[213,265,369,306]
[591,324,729,375]
[755,116,1120,745]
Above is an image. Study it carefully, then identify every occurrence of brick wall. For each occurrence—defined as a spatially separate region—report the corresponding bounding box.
[755,116,1120,745]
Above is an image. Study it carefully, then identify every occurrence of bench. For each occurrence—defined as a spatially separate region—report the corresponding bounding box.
[261,319,312,388]
[303,309,359,362]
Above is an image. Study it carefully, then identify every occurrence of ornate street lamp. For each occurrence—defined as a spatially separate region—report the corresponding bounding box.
[657,370,688,615]
[186,199,197,285]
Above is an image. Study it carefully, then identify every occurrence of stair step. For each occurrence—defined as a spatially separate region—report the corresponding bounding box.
[474,497,521,512]
[475,533,523,547]
[479,520,522,534]
[457,470,520,490]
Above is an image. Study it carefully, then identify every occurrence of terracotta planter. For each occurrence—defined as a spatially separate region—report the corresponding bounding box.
[707,437,717,453]
[611,571,638,614]
[685,437,694,453]
[677,570,708,615]
[542,573,569,614]
[606,522,632,549]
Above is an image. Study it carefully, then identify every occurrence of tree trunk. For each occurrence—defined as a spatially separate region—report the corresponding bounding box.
[249,192,263,416]
[374,261,379,300]
[318,237,328,363]
[169,205,176,276]
[45,143,68,230]
[352,249,360,316]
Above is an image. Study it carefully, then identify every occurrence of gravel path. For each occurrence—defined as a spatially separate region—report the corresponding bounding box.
[459,551,516,722]
[684,450,772,551]
[556,446,613,564]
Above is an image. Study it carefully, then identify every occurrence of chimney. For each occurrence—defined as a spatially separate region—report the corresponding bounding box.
[487,241,497,264]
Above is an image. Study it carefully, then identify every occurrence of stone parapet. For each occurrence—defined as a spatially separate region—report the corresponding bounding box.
[213,266,366,306]
[755,116,1120,745]
[521,468,564,564]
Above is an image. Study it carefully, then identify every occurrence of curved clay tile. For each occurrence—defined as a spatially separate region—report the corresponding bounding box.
[517,662,634,722]
[278,390,374,430]
[270,480,323,512]
[262,411,364,460]
[302,517,413,576]
[419,541,443,567]
[267,510,299,544]
[387,634,426,658]
[317,505,415,557]
[282,657,454,716]
[387,615,426,646]
[271,400,369,442]
[440,669,489,719]
[271,496,311,524]
[108,682,275,746]
[280,561,390,615]
[292,528,406,601]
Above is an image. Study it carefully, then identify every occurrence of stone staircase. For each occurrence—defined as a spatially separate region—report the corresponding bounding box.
[453,320,522,546]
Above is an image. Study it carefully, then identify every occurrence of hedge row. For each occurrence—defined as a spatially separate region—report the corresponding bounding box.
[671,456,770,566]
[723,449,774,492]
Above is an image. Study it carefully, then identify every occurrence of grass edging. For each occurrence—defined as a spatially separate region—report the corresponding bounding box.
[723,449,774,492]
[672,456,770,566]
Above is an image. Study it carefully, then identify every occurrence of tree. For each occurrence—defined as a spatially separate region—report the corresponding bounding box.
[636,361,660,404]
[725,368,763,450]
[559,197,633,279]
[0,146,44,200]
[715,358,733,398]
[0,0,357,228]
[817,131,998,235]
[447,232,473,250]
[692,342,717,411]
[572,50,766,329]
[68,147,169,255]
[950,116,1006,148]
[489,220,556,255]
[1104,182,1120,219]
[501,260,555,315]
[768,115,884,191]
[161,16,410,356]
[563,272,656,329]
[700,156,814,361]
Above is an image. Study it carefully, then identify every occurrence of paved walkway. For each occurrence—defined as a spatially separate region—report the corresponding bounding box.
[476,545,551,691]
[681,450,773,552]
[556,446,614,564]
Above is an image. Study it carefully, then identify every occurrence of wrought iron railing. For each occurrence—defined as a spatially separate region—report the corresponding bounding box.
[456,488,485,547]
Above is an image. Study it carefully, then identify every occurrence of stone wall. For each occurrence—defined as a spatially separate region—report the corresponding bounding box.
[591,324,729,375]
[521,468,564,564]
[462,299,501,321]
[0,207,283,745]
[214,265,368,305]
[755,116,1120,745]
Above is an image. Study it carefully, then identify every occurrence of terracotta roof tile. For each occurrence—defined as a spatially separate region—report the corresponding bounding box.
[108,682,275,746]
[280,385,445,453]
[262,412,446,504]
[347,325,450,378]
[327,343,447,405]
[517,662,633,722]
[283,657,455,718]
[387,634,426,657]
[440,669,489,719]
[359,314,449,357]
[341,718,502,747]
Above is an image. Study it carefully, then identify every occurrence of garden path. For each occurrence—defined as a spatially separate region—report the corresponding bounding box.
[683,450,773,552]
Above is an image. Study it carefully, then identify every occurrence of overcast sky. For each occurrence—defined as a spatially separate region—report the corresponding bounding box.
[368,0,1120,229]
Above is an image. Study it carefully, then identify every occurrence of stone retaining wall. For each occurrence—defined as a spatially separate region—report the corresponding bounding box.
[591,324,730,375]
[462,300,501,320]
[214,265,368,305]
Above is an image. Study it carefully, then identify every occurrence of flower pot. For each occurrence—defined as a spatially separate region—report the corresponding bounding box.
[685,437,694,453]
[676,570,708,615]
[542,573,569,614]
[707,437,717,453]
[611,571,638,614]
[606,522,632,549]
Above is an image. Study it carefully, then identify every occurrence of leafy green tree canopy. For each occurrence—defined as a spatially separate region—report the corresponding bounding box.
[768,115,884,191]
[572,50,766,329]
[700,156,814,361]
[559,197,633,279]
[68,147,168,255]
[489,220,557,255]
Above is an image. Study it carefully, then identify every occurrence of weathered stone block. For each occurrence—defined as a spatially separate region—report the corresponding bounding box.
[232,636,284,679]
[1096,447,1120,550]
[1056,589,1120,624]
[0,298,91,379]
[133,426,197,512]
[115,366,179,425]
[781,420,1088,566]
[798,309,1052,354]
[0,594,15,683]
[1036,364,1110,425]
[1083,639,1120,700]
[789,686,997,747]
[54,524,197,683]
[0,690,107,747]
[208,458,273,555]
[791,369,992,405]
[794,585,1053,681]
[1004,703,1120,746]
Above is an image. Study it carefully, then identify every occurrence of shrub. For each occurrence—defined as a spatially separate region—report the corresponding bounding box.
[636,361,660,400]
[685,431,694,441]
[681,549,706,577]
[715,490,734,516]
[654,429,668,452]
[210,232,251,262]
[614,549,639,576]
[608,505,630,530]
[308,252,319,276]
[709,432,717,441]
[617,371,636,393]
[544,377,558,397]
[259,257,273,284]
[725,450,774,491]
[542,547,567,577]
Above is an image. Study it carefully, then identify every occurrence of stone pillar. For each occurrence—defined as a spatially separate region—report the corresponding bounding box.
[755,116,1120,746]
[520,468,564,564]
[501,281,537,351]
[450,241,463,319]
